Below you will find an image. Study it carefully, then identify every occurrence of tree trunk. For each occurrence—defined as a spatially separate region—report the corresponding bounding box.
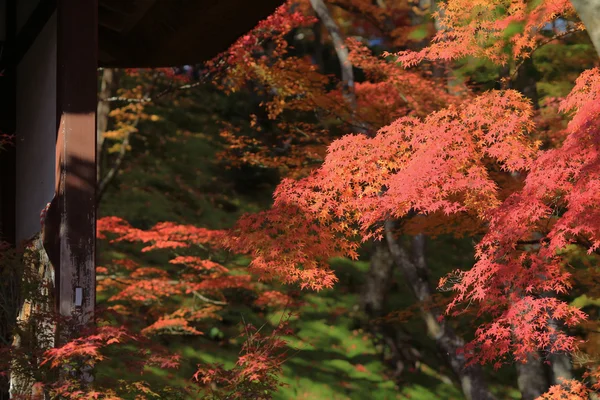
[513,58,540,110]
[96,68,119,184]
[362,241,394,317]
[516,353,550,400]
[309,0,370,135]
[312,20,325,73]
[570,0,600,56]
[384,222,496,400]
[546,319,574,385]
[362,241,422,378]
[309,0,354,102]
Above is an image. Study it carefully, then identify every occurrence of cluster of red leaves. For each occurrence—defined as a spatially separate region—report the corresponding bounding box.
[36,324,182,399]
[95,219,301,400]
[223,203,356,291]
[394,0,583,66]
[207,0,316,72]
[209,0,337,178]
[207,0,321,121]
[169,256,229,274]
[98,216,225,252]
[26,319,185,400]
[193,320,293,399]
[98,217,233,337]
[41,326,134,369]
[254,291,294,309]
[217,121,331,179]
[124,68,190,84]
[97,216,300,339]
[447,69,600,366]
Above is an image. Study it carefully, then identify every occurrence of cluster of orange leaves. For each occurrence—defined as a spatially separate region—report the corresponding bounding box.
[394,0,584,66]
[101,69,177,154]
[97,216,292,337]
[539,366,600,399]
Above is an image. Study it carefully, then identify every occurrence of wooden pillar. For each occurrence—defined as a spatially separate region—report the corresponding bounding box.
[52,0,97,331]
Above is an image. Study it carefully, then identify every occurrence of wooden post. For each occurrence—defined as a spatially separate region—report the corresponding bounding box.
[54,0,97,331]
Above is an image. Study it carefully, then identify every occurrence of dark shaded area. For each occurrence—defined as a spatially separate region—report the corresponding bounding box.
[98,0,284,67]
[11,0,57,69]
[0,0,16,398]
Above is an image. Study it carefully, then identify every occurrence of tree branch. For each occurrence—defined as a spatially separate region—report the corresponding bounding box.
[99,80,204,104]
[310,0,355,105]
[96,121,135,203]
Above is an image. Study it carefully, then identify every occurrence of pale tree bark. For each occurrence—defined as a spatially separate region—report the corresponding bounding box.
[309,0,354,103]
[384,222,496,400]
[310,0,371,135]
[546,317,574,385]
[96,68,119,184]
[571,0,600,56]
[516,354,550,400]
[97,70,149,203]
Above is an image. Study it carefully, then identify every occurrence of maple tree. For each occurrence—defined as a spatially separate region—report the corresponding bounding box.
[4,0,600,398]
[219,0,600,398]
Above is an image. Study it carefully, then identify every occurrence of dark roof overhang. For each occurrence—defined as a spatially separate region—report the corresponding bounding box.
[98,0,283,68]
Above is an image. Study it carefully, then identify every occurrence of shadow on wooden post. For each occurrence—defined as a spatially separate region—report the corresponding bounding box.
[42,0,98,388]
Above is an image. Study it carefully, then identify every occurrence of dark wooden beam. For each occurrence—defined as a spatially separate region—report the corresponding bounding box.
[53,0,97,329]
